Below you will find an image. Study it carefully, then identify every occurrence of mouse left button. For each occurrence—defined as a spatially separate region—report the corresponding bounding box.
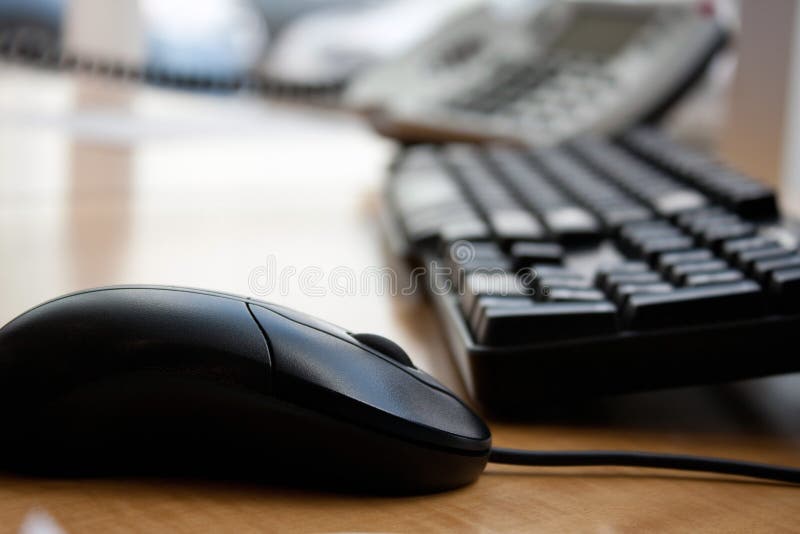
[0,287,275,398]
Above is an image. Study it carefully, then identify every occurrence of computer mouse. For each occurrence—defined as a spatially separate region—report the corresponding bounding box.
[0,286,490,493]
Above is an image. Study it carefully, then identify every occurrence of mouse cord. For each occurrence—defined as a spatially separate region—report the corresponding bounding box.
[489,447,800,484]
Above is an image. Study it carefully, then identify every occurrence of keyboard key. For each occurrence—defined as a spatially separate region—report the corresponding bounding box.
[654,192,710,217]
[509,242,563,268]
[620,222,682,243]
[488,210,546,242]
[469,296,536,333]
[619,219,676,235]
[530,265,583,279]
[544,288,606,302]
[441,240,503,261]
[683,270,744,286]
[447,255,512,273]
[768,268,800,313]
[697,223,756,249]
[675,206,732,229]
[611,282,674,305]
[437,219,492,243]
[532,265,588,290]
[657,249,714,270]
[683,212,744,234]
[636,236,695,261]
[623,281,764,329]
[595,262,649,287]
[735,246,796,273]
[668,260,729,284]
[460,272,531,316]
[476,301,618,345]
[537,276,593,292]
[721,236,779,258]
[541,207,601,242]
[447,256,513,290]
[617,221,689,258]
[751,254,800,282]
[601,271,662,291]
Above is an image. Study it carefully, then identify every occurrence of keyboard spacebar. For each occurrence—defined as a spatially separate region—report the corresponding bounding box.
[622,281,764,330]
[475,302,618,346]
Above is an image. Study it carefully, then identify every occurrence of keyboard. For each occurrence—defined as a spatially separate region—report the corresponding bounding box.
[381,127,800,412]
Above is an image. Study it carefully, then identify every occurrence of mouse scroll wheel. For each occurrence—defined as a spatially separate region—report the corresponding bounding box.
[351,333,415,368]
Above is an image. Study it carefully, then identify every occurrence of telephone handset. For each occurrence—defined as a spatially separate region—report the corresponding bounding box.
[346,0,728,146]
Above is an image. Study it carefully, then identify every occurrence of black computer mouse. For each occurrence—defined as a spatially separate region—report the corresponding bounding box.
[0,286,491,493]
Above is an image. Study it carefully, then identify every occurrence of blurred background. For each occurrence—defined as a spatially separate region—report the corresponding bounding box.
[0,0,796,185]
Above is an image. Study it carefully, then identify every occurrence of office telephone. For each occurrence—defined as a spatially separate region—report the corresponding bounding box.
[346,0,728,146]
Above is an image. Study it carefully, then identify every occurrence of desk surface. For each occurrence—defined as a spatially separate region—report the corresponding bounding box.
[1,66,800,533]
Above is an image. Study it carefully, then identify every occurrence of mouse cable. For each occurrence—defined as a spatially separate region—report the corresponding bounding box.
[489,447,800,484]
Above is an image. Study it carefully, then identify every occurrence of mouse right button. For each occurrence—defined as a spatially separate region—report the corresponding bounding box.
[350,333,415,368]
[248,303,491,453]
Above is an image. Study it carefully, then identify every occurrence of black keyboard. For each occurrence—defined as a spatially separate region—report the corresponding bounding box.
[381,127,800,413]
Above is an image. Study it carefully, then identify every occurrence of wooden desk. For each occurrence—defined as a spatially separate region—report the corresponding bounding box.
[1,66,799,533]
